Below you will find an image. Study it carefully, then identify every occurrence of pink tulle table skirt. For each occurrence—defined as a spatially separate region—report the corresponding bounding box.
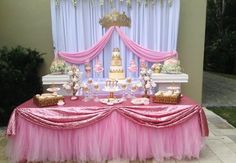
[6,96,208,162]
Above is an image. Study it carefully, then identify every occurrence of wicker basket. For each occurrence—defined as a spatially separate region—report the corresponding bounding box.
[33,94,64,107]
[153,94,181,104]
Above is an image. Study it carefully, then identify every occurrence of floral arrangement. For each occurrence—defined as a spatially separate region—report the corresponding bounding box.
[139,69,156,98]
[151,63,162,73]
[55,0,174,8]
[63,65,82,100]
[50,58,67,74]
[161,58,181,74]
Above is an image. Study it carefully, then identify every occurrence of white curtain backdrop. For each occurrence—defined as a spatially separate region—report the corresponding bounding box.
[50,0,180,78]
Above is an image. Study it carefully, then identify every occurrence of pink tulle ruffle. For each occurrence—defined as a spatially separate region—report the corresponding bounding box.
[7,112,203,162]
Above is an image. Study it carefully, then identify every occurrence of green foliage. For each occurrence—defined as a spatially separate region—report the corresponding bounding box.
[204,0,236,74]
[207,107,236,127]
[0,46,44,126]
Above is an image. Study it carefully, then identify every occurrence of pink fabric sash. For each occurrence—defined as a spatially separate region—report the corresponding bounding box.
[58,27,114,64]
[115,27,178,62]
[7,97,208,137]
[58,26,177,64]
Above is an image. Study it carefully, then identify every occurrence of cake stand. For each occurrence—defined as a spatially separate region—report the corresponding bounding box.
[102,87,121,99]
[101,87,122,105]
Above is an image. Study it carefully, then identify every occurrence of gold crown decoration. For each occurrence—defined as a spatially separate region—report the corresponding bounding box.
[113,48,120,52]
[99,10,131,28]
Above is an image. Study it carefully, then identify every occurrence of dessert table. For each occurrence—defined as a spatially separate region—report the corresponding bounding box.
[42,73,189,95]
[6,96,208,162]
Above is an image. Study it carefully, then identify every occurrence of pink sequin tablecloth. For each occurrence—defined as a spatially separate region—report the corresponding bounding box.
[6,96,208,162]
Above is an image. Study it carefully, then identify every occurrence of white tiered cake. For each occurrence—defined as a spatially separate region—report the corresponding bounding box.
[109,48,125,80]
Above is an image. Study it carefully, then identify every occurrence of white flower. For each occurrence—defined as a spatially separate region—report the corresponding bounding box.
[63,83,67,88]
[145,83,151,89]
[68,71,73,75]
[75,71,80,76]
[63,83,71,90]
[99,0,104,6]
[74,85,79,90]
[136,82,143,88]
[74,83,79,87]
[72,77,78,82]
[147,69,152,75]
[126,0,131,5]
[65,85,71,90]
[69,82,74,86]
[140,70,146,76]
[144,76,150,81]
[151,82,157,87]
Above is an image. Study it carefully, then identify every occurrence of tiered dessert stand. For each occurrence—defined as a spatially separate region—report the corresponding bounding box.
[102,80,121,99]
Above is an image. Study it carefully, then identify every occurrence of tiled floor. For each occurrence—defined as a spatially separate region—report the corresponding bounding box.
[1,109,236,163]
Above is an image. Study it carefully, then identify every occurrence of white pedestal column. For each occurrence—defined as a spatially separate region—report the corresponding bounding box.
[42,74,70,95]
[151,73,189,92]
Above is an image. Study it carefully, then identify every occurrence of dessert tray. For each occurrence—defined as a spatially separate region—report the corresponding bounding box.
[131,98,150,105]
[46,87,60,93]
[102,87,121,99]
[102,87,121,92]
[99,98,123,105]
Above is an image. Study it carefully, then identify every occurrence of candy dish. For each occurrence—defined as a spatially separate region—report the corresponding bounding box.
[100,98,123,105]
[107,102,114,106]
[57,100,65,106]
[71,96,78,100]
[47,87,60,93]
[131,98,149,105]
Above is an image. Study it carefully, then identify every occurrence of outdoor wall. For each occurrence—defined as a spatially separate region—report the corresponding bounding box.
[178,0,207,103]
[0,0,53,74]
[0,0,207,103]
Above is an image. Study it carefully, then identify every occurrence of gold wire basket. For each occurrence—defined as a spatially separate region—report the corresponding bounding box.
[153,94,181,104]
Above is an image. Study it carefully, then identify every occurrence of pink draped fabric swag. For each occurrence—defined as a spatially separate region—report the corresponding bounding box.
[58,27,178,64]
[6,96,208,162]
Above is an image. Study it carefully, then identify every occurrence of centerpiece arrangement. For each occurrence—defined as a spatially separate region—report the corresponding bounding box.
[50,58,67,74]
[98,79,123,105]
[104,79,120,99]
[63,65,82,100]
[161,58,181,74]
[139,69,156,98]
